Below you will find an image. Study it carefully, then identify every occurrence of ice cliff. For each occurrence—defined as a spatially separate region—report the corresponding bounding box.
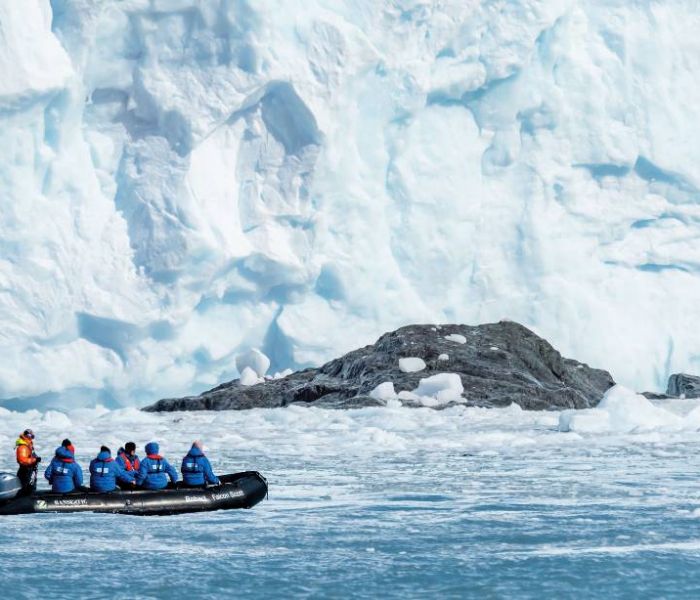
[1,0,699,407]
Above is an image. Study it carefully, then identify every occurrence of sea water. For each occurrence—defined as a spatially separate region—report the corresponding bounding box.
[1,397,700,599]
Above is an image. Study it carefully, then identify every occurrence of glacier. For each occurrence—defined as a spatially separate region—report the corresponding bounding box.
[2,0,700,406]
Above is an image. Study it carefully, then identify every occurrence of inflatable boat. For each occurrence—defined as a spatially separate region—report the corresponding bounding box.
[0,471,267,516]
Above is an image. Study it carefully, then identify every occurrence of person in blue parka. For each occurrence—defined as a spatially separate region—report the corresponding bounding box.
[181,440,220,487]
[89,446,135,492]
[44,446,83,493]
[135,442,178,490]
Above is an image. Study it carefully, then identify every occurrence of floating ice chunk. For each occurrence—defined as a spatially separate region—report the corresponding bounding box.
[559,385,684,433]
[398,390,421,401]
[235,349,271,378]
[239,366,261,386]
[369,381,397,401]
[558,409,610,433]
[399,357,426,373]
[444,334,466,344]
[438,354,449,361]
[419,396,441,408]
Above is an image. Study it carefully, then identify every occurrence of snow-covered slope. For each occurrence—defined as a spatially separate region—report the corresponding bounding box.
[2,0,700,406]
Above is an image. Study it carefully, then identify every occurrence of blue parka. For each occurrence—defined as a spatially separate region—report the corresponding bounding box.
[89,450,135,492]
[44,447,83,493]
[181,445,220,486]
[135,442,178,490]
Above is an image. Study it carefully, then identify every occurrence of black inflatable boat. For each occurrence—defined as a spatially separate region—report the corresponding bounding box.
[0,471,267,516]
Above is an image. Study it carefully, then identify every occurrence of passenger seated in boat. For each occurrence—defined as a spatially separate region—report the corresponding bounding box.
[135,442,178,490]
[90,446,135,492]
[181,441,220,487]
[116,442,140,472]
[44,446,83,493]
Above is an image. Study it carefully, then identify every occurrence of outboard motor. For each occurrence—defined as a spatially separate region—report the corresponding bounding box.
[0,472,22,502]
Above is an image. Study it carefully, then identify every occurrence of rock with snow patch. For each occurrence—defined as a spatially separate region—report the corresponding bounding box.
[666,373,700,398]
[144,321,614,412]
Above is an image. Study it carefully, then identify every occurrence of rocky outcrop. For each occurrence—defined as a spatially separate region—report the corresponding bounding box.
[666,373,700,398]
[143,321,614,412]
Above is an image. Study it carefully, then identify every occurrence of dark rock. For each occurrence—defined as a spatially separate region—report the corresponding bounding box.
[143,321,615,412]
[666,373,700,398]
[641,392,675,400]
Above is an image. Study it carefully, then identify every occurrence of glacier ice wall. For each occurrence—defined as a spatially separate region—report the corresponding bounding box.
[1,0,700,406]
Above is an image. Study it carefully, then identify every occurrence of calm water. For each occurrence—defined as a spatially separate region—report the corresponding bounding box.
[1,403,700,598]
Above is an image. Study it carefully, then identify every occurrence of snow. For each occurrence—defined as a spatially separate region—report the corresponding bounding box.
[438,354,449,361]
[239,367,261,387]
[445,334,467,345]
[393,372,465,406]
[3,2,700,407]
[369,382,397,401]
[272,369,294,380]
[399,358,426,373]
[412,373,465,406]
[235,349,271,379]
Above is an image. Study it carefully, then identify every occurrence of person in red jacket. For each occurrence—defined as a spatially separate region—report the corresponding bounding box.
[115,442,140,490]
[15,429,41,493]
[116,442,140,472]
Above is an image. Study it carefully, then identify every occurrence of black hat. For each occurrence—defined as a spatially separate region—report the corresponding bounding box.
[100,445,110,454]
[125,442,136,453]
[62,438,72,448]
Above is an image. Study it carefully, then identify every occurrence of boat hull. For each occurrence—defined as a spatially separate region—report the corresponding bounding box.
[0,471,267,516]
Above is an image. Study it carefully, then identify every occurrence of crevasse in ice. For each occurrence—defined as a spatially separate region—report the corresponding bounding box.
[1,0,699,406]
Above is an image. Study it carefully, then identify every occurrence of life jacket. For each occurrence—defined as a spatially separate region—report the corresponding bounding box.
[15,436,36,467]
[118,451,139,471]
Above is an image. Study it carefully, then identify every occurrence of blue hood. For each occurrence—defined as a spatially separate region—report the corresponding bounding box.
[145,442,159,455]
[187,445,204,457]
[96,450,111,461]
[55,446,74,460]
